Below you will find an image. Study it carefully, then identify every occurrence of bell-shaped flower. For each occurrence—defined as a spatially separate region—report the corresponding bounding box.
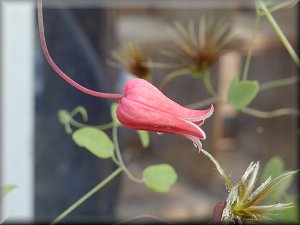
[117,78,213,151]
[38,0,213,152]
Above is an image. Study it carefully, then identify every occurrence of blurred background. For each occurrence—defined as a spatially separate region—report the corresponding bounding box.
[1,0,298,223]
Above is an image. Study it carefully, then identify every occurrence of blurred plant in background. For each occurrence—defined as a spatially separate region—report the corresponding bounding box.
[260,156,299,223]
[36,0,299,224]
[109,41,151,81]
[153,17,234,92]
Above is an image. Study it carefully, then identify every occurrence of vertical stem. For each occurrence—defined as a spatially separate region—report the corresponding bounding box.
[242,14,261,80]
[203,70,216,96]
[201,149,232,191]
[51,167,123,224]
[258,0,300,67]
[112,125,143,183]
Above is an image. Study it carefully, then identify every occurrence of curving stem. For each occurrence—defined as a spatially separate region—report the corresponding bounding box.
[37,0,123,100]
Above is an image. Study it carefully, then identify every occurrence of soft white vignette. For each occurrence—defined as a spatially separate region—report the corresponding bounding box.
[1,1,34,222]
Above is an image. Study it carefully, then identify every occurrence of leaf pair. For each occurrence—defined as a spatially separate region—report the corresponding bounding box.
[72,127,177,193]
[70,103,177,193]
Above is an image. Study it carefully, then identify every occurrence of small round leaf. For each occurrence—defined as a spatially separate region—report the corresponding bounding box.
[143,164,177,193]
[228,76,259,110]
[72,127,114,159]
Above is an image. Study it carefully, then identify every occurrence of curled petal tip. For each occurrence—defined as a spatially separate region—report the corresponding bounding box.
[117,78,213,151]
[185,104,214,123]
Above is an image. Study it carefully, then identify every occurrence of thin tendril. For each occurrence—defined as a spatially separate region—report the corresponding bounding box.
[242,13,261,80]
[200,149,232,192]
[257,0,300,67]
[69,119,114,130]
[241,107,299,118]
[112,125,144,183]
[37,0,122,100]
[51,167,123,224]
[259,76,299,91]
[203,70,217,96]
[159,68,190,90]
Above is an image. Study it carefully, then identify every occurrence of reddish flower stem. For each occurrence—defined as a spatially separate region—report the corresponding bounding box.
[37,0,122,100]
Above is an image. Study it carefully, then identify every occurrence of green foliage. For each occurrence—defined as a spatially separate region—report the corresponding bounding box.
[72,127,114,159]
[72,106,88,121]
[1,184,17,201]
[137,130,150,148]
[57,106,89,134]
[58,110,71,124]
[260,155,284,182]
[143,164,177,193]
[260,156,298,223]
[276,195,299,223]
[57,110,73,134]
[228,76,259,110]
[260,156,296,202]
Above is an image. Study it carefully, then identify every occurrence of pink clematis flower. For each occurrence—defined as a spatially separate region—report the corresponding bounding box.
[117,78,213,151]
[37,0,213,152]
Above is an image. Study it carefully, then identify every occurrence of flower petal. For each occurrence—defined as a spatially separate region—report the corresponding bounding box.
[123,78,214,121]
[117,97,206,139]
[185,104,214,124]
[180,134,203,153]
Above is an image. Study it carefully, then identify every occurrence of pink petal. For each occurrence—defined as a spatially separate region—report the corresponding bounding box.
[117,97,206,139]
[180,134,203,153]
[123,78,214,121]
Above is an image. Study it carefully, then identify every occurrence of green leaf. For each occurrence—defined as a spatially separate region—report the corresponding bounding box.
[1,184,17,201]
[72,127,114,159]
[227,76,259,110]
[261,156,284,182]
[110,103,120,125]
[137,130,150,148]
[143,164,177,193]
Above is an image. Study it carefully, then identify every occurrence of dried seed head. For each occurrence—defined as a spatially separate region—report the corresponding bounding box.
[110,41,150,80]
[162,17,235,77]
[220,161,298,224]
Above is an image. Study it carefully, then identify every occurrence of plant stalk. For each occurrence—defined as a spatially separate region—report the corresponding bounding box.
[51,167,123,224]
